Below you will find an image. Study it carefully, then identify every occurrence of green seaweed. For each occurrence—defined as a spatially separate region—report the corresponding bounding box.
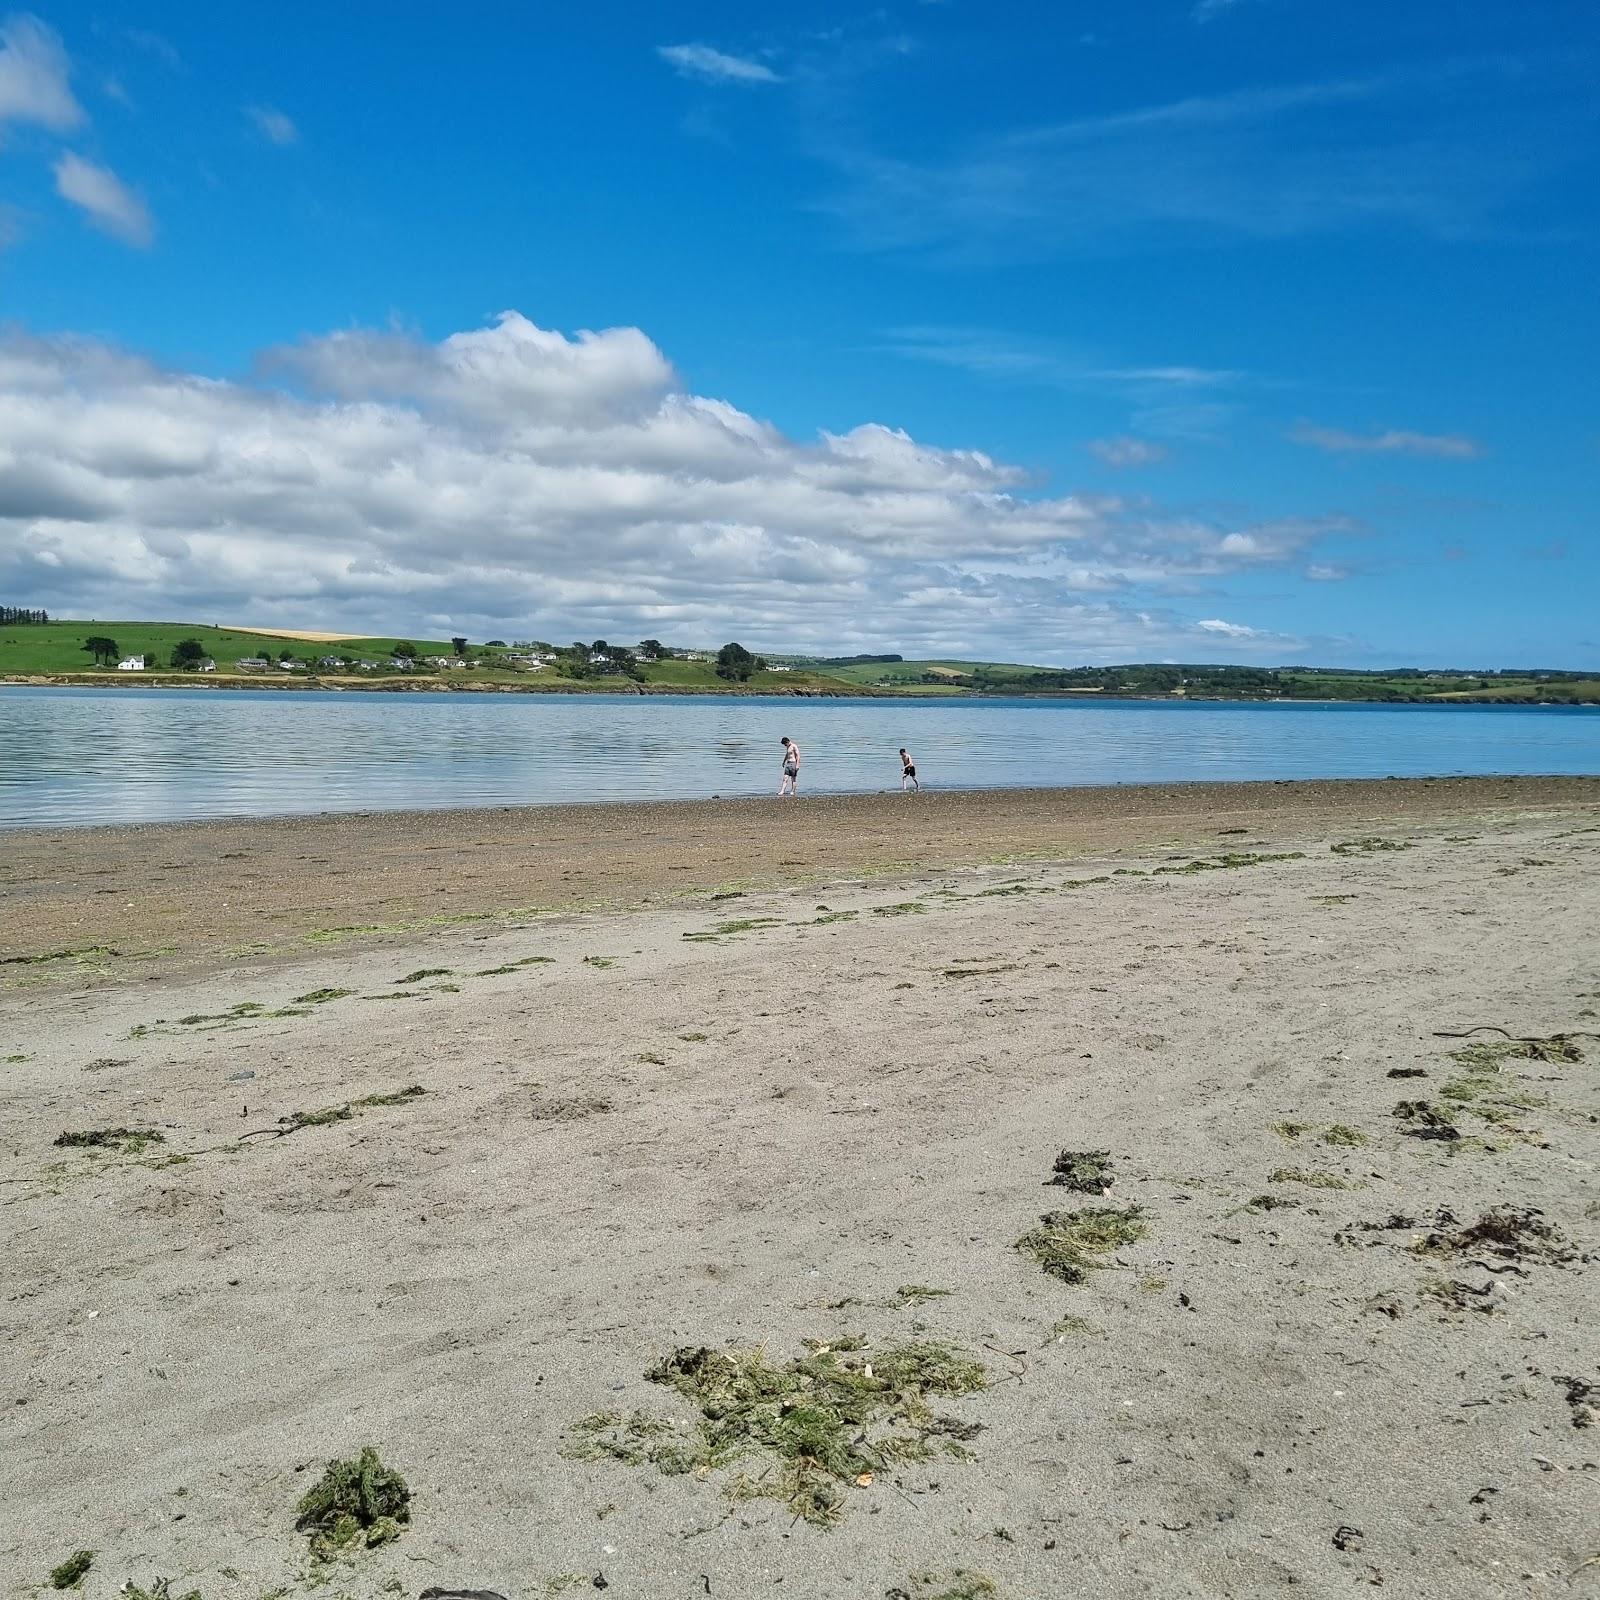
[121,1581,202,1600]
[873,902,927,917]
[395,968,452,985]
[565,1338,987,1527]
[473,955,556,976]
[1322,1124,1368,1147]
[1015,1205,1147,1285]
[55,1127,164,1155]
[49,1552,94,1590]
[295,1446,410,1559]
[1045,1150,1114,1193]
[1331,837,1413,855]
[291,988,354,1005]
[683,917,783,943]
[1154,851,1304,875]
[1269,1167,1357,1190]
[2,946,119,967]
[270,1086,427,1136]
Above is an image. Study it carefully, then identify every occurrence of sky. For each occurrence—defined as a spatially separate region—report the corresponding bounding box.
[0,2,1596,667]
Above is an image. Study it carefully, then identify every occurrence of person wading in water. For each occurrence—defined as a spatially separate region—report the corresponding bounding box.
[778,735,801,797]
[899,747,919,792]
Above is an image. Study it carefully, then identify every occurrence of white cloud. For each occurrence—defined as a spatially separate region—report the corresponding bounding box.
[0,12,83,130]
[245,103,298,145]
[1305,563,1351,582]
[1289,422,1483,460]
[657,43,780,85]
[1196,617,1267,639]
[52,152,154,246]
[0,313,1341,660]
[1089,437,1169,468]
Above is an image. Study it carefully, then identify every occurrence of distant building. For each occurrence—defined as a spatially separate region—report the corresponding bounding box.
[279,659,306,671]
[390,656,414,670]
[355,659,380,671]
[236,657,269,672]
[768,663,793,672]
[116,655,145,671]
[197,657,217,673]
[316,655,347,669]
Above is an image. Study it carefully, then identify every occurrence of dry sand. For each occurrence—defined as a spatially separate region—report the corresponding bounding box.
[2,781,1598,1599]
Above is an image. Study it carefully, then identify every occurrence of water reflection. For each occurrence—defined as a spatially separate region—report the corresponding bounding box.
[0,686,1595,829]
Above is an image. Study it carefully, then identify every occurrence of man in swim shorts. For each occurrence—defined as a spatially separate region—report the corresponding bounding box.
[899,747,919,792]
[779,735,801,797]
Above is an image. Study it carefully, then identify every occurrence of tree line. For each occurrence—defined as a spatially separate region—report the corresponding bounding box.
[0,606,50,624]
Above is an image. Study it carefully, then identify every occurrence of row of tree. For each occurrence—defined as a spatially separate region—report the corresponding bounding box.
[0,606,49,625]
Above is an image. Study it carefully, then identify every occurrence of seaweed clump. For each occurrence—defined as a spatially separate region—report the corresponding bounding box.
[1392,1099,1461,1141]
[1015,1205,1147,1285]
[1413,1206,1578,1267]
[1045,1150,1114,1193]
[295,1446,411,1558]
[55,1127,164,1155]
[49,1552,94,1590]
[264,1086,427,1137]
[564,1338,987,1526]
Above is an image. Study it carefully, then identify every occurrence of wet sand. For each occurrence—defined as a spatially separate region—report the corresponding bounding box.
[2,779,1598,1598]
[5,775,1599,974]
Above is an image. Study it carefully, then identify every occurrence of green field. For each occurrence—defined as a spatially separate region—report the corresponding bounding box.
[0,622,457,674]
[0,622,864,694]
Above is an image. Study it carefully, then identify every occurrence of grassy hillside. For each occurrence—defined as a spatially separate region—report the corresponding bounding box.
[0,622,458,673]
[815,659,1055,693]
[6,623,1595,701]
[0,622,865,693]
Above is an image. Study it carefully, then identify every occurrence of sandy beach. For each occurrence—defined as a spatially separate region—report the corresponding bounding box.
[3,778,1598,1599]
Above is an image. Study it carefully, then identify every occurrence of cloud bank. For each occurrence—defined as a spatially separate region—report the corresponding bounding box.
[0,312,1337,660]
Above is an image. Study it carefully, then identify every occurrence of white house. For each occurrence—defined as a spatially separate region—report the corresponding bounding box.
[197,657,217,673]
[236,657,269,672]
[116,655,144,671]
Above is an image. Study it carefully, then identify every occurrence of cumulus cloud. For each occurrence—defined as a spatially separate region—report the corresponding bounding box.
[1289,422,1483,459]
[0,12,82,130]
[1089,437,1169,468]
[52,151,154,245]
[657,43,780,84]
[245,103,298,145]
[0,313,1342,659]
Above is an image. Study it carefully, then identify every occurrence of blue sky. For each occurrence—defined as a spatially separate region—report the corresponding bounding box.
[0,1,1596,665]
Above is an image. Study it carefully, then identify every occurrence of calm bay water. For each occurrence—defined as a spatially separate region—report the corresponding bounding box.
[1,685,1597,829]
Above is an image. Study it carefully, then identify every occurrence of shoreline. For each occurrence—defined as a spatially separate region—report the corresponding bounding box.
[6,673,1600,706]
[5,775,1597,974]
